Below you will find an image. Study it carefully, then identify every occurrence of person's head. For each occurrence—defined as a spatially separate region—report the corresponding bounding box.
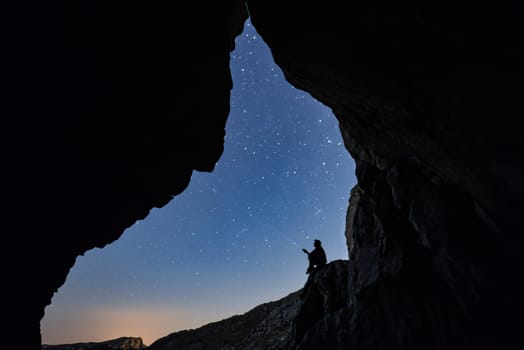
[314,239,322,248]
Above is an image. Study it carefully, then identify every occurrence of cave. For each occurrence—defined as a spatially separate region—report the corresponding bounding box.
[4,1,523,349]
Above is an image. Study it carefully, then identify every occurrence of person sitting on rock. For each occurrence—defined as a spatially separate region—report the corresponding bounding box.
[302,239,327,274]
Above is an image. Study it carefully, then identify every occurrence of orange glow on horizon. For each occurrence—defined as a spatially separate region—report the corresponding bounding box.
[42,305,216,346]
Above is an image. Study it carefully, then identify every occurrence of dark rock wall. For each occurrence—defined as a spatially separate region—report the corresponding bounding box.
[4,2,247,349]
[246,0,524,348]
[343,164,512,349]
[291,260,351,349]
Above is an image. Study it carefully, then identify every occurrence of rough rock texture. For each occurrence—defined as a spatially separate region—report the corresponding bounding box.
[289,260,350,350]
[246,0,524,349]
[148,290,301,350]
[42,337,145,350]
[5,1,524,349]
[234,290,301,350]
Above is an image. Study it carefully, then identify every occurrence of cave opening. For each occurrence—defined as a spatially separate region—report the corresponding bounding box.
[41,19,356,346]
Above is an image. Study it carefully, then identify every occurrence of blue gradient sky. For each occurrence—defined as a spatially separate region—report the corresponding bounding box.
[42,20,356,346]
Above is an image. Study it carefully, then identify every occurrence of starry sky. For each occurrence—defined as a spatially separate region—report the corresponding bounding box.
[42,20,356,346]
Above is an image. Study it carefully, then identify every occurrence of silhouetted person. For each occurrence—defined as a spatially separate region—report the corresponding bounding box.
[302,239,327,274]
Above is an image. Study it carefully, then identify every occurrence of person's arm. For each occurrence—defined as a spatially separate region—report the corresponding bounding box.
[302,248,309,255]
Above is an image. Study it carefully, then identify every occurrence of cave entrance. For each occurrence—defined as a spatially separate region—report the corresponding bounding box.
[41,19,356,346]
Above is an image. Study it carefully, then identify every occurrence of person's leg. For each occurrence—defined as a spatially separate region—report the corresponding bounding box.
[306,258,314,274]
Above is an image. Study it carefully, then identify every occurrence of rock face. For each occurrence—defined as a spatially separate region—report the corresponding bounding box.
[148,290,301,350]
[43,337,145,350]
[289,260,350,350]
[149,260,349,350]
[5,1,524,349]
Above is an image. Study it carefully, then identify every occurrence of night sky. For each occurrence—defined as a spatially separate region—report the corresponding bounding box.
[42,20,356,346]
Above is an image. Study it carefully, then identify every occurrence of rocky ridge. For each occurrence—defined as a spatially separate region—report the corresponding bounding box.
[42,337,145,350]
[147,290,300,350]
[150,260,350,350]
